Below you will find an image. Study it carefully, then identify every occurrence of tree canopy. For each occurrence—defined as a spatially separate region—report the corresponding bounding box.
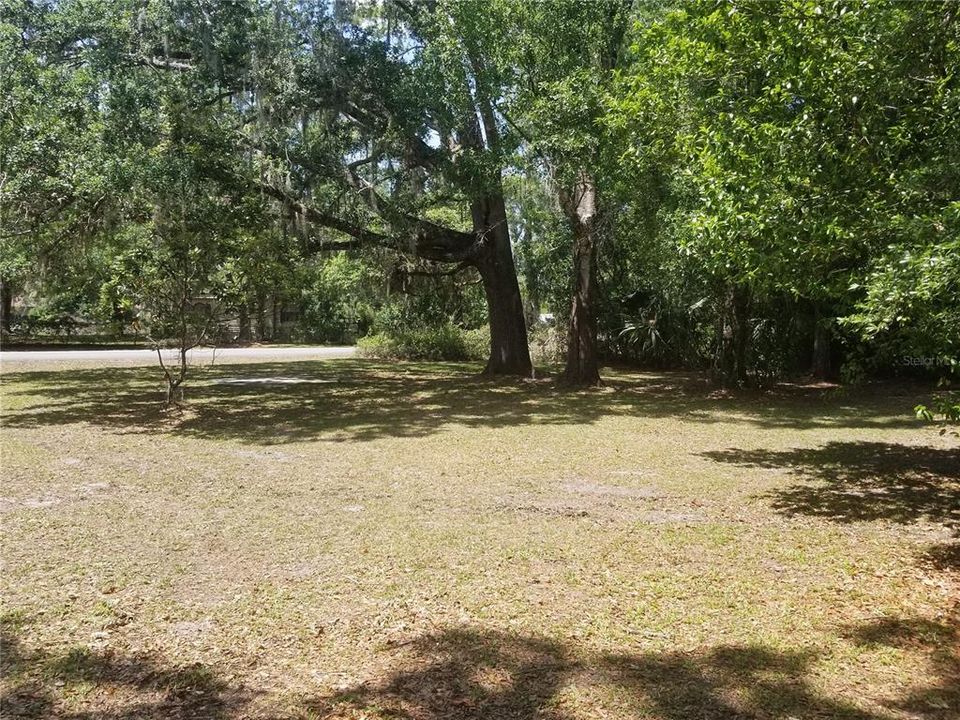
[2,0,957,397]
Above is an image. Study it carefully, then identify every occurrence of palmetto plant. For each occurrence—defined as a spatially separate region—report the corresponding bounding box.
[619,314,664,357]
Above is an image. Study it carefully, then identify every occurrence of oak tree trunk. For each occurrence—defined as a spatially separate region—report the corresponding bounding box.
[559,173,601,386]
[0,278,12,336]
[811,310,832,380]
[255,292,266,341]
[472,194,532,377]
[238,301,252,343]
[719,284,750,388]
[455,52,531,379]
[272,294,280,339]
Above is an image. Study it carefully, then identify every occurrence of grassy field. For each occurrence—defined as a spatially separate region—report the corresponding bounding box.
[1,358,957,719]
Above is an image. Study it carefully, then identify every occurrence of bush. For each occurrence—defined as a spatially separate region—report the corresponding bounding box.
[529,323,565,365]
[296,254,377,343]
[357,324,487,361]
[356,332,393,358]
[463,325,490,360]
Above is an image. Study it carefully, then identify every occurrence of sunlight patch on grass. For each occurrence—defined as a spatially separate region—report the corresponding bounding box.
[1,359,957,718]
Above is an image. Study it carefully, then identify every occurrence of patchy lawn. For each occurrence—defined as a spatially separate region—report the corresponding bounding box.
[1,358,957,719]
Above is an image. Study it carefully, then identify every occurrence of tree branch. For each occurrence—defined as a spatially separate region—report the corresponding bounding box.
[134,56,195,72]
[401,260,472,278]
[339,166,481,262]
[260,183,399,250]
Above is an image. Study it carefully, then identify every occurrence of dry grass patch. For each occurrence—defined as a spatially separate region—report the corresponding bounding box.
[1,358,957,718]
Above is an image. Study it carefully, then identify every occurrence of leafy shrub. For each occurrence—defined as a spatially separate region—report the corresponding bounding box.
[358,323,487,362]
[529,323,565,365]
[916,391,960,437]
[356,332,397,358]
[21,290,93,337]
[370,288,486,337]
[916,371,960,437]
[296,254,377,344]
[463,325,490,360]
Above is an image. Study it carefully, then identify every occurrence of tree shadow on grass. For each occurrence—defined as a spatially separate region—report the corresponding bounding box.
[601,645,878,720]
[307,626,928,719]
[0,615,253,719]
[843,615,959,719]
[921,541,960,571]
[308,628,574,719]
[5,615,955,719]
[702,441,960,529]
[0,361,925,444]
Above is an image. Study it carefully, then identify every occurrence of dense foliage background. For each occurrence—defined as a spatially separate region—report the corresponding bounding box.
[1,1,957,395]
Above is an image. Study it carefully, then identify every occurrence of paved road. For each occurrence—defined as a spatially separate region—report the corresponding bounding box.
[0,345,357,364]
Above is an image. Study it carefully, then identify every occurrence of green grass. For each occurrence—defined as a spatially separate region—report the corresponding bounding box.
[1,358,957,718]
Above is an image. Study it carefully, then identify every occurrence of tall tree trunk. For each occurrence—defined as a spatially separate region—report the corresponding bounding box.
[559,172,600,386]
[734,291,749,385]
[271,294,280,340]
[255,292,266,341]
[719,283,750,388]
[547,0,627,386]
[0,278,12,337]
[451,46,531,378]
[238,301,251,343]
[517,223,541,330]
[472,194,532,377]
[811,307,831,380]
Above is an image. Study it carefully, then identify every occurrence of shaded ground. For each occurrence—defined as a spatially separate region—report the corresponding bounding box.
[703,442,960,529]
[0,360,929,442]
[1,359,957,718]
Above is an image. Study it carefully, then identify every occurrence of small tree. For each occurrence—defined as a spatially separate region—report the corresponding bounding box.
[100,228,223,406]
[917,394,960,438]
[92,74,255,406]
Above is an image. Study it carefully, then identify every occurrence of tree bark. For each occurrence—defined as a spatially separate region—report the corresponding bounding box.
[462,47,532,377]
[719,283,750,388]
[559,172,601,386]
[549,2,629,386]
[255,292,266,341]
[811,307,831,380]
[238,301,251,343]
[472,194,533,377]
[0,278,12,336]
[272,294,280,340]
[260,26,533,376]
